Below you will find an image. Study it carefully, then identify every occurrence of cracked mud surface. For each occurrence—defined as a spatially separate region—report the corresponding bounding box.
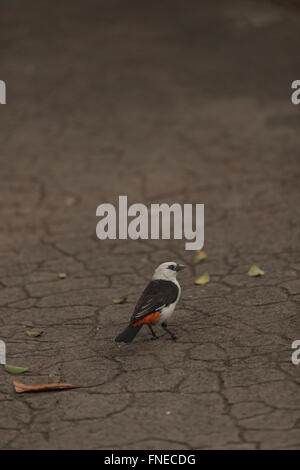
[0,0,299,450]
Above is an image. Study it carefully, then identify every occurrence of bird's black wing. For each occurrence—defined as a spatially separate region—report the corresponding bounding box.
[130,279,179,323]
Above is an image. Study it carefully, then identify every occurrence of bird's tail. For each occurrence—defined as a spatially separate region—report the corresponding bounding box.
[115,324,143,343]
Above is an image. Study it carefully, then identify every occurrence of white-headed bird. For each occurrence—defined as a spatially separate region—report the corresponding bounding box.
[115,262,185,343]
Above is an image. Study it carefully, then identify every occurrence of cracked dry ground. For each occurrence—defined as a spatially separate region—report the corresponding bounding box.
[0,0,300,451]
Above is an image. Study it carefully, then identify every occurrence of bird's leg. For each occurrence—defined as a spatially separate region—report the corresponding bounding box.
[161,322,177,341]
[148,325,159,340]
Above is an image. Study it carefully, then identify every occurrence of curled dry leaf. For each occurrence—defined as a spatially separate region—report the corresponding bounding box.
[113,297,127,304]
[194,272,210,285]
[26,330,43,338]
[58,273,67,279]
[4,364,29,374]
[192,250,207,264]
[14,380,80,394]
[248,265,265,277]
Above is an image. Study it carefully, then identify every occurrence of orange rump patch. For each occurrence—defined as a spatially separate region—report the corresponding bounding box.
[132,312,160,327]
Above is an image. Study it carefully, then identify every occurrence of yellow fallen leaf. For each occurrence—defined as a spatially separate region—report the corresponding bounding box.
[192,250,207,264]
[26,330,43,338]
[4,364,29,374]
[58,273,67,279]
[14,380,79,393]
[248,265,264,277]
[194,272,210,285]
[113,297,127,304]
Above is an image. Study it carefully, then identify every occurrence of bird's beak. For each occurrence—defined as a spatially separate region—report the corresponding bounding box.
[176,264,185,271]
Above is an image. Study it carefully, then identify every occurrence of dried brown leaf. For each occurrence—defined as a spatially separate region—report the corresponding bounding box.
[14,380,79,394]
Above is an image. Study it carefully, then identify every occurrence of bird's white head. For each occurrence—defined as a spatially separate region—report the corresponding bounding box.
[152,261,185,281]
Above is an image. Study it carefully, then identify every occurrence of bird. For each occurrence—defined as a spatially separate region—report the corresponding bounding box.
[115,261,185,343]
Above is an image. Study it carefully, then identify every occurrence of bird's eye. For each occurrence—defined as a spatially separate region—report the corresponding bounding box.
[168,264,175,271]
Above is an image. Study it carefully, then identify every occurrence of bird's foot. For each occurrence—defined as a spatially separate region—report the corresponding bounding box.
[170,331,178,341]
[151,335,159,341]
